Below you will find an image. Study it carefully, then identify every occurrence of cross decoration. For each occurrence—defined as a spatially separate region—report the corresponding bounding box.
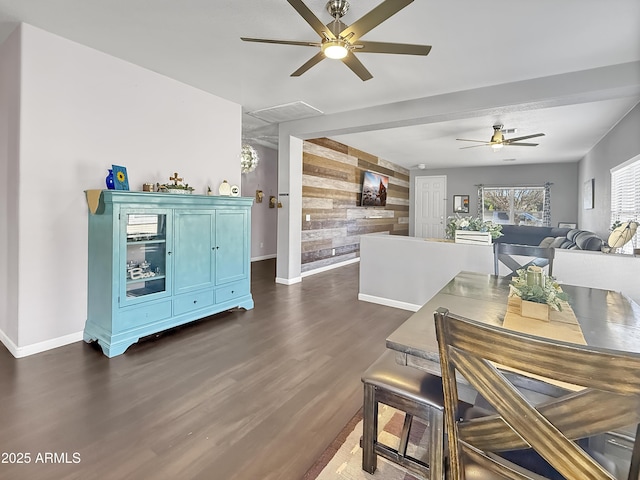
[169,172,182,185]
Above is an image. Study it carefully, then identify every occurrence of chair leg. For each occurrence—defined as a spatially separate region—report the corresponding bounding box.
[362,383,378,474]
[398,413,413,458]
[428,408,445,480]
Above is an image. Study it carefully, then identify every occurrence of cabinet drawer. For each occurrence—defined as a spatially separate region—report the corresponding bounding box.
[216,281,250,303]
[173,290,214,316]
[118,300,172,328]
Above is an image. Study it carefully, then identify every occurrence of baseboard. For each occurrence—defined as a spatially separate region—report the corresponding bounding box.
[275,276,302,285]
[251,254,276,262]
[0,329,83,358]
[357,293,421,312]
[301,257,360,278]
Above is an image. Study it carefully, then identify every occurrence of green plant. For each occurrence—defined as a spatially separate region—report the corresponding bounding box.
[445,215,504,240]
[510,267,569,311]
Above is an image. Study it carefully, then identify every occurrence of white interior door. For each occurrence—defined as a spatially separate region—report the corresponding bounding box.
[415,175,447,238]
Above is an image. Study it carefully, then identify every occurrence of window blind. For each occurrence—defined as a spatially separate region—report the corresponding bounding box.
[611,156,640,253]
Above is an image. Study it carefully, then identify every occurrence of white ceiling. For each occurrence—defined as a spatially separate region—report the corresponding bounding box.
[1,0,639,170]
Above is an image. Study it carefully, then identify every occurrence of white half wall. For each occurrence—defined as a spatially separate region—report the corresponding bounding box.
[359,233,495,311]
[2,23,242,356]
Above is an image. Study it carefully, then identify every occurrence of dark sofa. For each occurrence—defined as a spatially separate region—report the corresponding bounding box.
[496,225,603,251]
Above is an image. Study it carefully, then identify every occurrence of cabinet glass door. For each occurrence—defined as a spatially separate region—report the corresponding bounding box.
[124,212,168,300]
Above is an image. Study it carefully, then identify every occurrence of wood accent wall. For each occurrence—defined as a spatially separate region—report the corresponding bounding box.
[302,138,410,273]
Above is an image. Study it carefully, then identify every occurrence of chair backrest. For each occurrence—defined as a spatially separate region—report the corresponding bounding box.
[434,307,640,480]
[494,242,555,277]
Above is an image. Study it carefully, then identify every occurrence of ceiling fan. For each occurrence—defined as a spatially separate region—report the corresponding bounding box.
[456,124,545,150]
[241,0,431,81]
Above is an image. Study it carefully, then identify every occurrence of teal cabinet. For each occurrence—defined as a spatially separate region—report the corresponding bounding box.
[84,191,254,357]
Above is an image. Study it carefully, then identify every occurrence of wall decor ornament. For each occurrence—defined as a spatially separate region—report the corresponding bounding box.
[583,178,594,209]
[112,165,129,191]
[156,172,194,194]
[105,169,115,190]
[240,144,259,173]
[453,195,469,213]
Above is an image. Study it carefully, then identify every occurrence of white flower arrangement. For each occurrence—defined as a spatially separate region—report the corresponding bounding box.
[240,144,259,173]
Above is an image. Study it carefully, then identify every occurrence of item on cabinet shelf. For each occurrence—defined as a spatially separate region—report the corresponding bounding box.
[255,190,263,203]
[230,185,240,197]
[84,190,254,357]
[207,186,213,196]
[219,180,231,196]
[105,169,115,190]
[142,183,154,192]
[157,172,194,194]
[112,165,130,191]
[269,196,276,208]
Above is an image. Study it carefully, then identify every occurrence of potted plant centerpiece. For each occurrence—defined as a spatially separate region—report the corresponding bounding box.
[509,266,569,321]
[445,215,503,244]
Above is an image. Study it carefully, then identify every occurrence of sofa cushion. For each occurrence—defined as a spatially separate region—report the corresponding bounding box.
[538,237,555,248]
[549,237,568,248]
[565,229,582,242]
[574,231,603,251]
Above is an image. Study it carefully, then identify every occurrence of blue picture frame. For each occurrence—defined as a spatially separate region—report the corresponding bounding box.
[112,165,130,191]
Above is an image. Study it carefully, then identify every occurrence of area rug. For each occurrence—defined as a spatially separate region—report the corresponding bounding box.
[303,404,430,480]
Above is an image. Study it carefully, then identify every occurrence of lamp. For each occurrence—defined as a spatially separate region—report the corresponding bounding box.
[240,144,259,173]
[322,39,349,59]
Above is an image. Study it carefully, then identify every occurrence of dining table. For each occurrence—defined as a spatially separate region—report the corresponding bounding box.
[385,270,640,473]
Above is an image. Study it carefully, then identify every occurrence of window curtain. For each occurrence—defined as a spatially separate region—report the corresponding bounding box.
[543,182,551,227]
[477,185,483,217]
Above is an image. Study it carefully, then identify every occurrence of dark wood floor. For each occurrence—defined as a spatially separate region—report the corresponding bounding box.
[0,259,411,480]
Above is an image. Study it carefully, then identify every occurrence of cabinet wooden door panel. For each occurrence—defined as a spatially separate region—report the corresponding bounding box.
[216,210,249,285]
[173,211,215,295]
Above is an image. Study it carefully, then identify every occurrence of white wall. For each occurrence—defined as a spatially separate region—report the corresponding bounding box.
[240,144,278,261]
[579,102,640,238]
[0,26,21,346]
[410,163,580,236]
[2,24,242,357]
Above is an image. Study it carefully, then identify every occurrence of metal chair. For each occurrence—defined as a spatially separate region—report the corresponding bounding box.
[493,242,555,277]
[361,350,446,480]
[434,307,640,480]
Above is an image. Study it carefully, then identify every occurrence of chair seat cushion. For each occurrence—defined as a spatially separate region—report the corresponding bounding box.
[362,350,445,409]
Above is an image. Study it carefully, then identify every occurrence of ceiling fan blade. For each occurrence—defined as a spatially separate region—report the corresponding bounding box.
[354,41,431,56]
[504,142,540,147]
[503,133,545,143]
[459,144,490,150]
[339,0,413,43]
[456,138,490,143]
[341,52,373,81]
[291,51,326,77]
[241,37,321,48]
[287,0,336,40]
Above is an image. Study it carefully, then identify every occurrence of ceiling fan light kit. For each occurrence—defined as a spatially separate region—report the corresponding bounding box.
[241,0,431,81]
[322,39,349,59]
[456,124,545,150]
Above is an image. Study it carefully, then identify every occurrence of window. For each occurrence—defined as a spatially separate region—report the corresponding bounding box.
[611,155,640,254]
[481,186,546,226]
